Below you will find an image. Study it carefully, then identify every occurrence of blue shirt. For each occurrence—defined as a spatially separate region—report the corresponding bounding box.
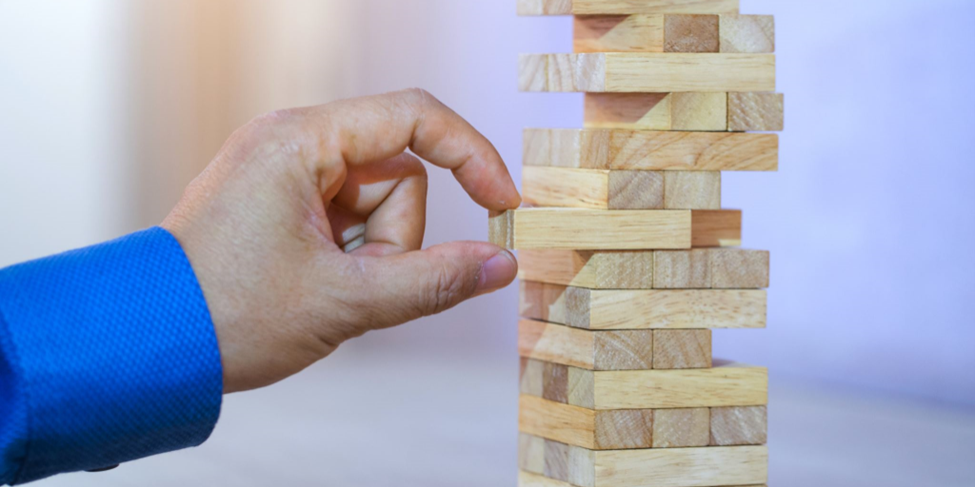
[0,228,223,484]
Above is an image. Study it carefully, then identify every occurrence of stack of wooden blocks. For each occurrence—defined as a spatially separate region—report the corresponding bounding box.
[491,1,781,486]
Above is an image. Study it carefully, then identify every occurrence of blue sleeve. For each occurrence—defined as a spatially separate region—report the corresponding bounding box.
[0,227,223,484]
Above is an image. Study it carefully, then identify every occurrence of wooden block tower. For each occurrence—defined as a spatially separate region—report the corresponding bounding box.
[492,1,781,486]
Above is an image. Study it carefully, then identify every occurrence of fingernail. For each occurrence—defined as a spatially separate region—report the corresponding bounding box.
[476,249,518,295]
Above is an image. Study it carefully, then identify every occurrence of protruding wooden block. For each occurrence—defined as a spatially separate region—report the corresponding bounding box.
[710,248,770,288]
[653,329,713,369]
[517,0,740,16]
[518,434,768,487]
[517,250,655,290]
[691,209,741,247]
[520,358,768,409]
[519,53,775,92]
[489,208,694,250]
[653,249,711,288]
[518,249,768,290]
[519,319,654,370]
[720,14,775,53]
[522,167,720,210]
[524,128,778,171]
[519,281,767,330]
[519,395,655,449]
[711,406,768,446]
[728,92,784,131]
[652,408,710,447]
[584,93,781,132]
[664,14,719,52]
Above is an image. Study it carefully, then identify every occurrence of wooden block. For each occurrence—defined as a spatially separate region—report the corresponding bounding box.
[664,14,719,52]
[520,318,654,370]
[711,406,768,446]
[522,167,666,210]
[653,408,710,447]
[574,15,665,53]
[709,248,770,288]
[728,92,784,131]
[519,395,655,449]
[653,249,711,288]
[520,358,768,409]
[519,249,768,289]
[585,92,780,132]
[519,434,768,487]
[720,14,775,53]
[520,281,767,330]
[653,329,713,369]
[692,209,741,247]
[663,171,721,209]
[489,208,693,250]
[518,470,572,487]
[524,128,778,171]
[517,0,740,16]
[519,53,775,92]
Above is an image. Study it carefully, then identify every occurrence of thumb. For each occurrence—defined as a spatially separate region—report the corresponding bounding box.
[364,241,518,327]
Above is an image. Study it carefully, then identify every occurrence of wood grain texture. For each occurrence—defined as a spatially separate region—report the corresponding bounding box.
[692,209,742,247]
[653,329,713,369]
[490,208,695,250]
[728,92,784,131]
[519,319,654,370]
[522,167,667,210]
[520,281,767,330]
[518,0,740,16]
[518,249,768,289]
[524,128,778,171]
[653,408,710,447]
[663,171,721,209]
[519,433,768,487]
[518,471,768,487]
[520,395,655,449]
[520,358,768,409]
[709,248,770,288]
[518,250,655,289]
[664,14,719,52]
[574,15,665,53]
[584,92,781,132]
[720,14,774,53]
[710,406,768,446]
[519,53,775,92]
[653,249,711,288]
[523,167,720,210]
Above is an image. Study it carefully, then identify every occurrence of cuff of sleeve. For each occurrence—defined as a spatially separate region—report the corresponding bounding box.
[0,227,223,483]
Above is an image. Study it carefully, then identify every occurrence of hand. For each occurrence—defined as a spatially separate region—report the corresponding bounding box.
[161,89,521,393]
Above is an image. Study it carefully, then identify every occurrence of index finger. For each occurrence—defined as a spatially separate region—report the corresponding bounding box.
[301,88,521,211]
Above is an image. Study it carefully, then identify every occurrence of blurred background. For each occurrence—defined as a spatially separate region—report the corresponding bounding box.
[1,0,973,486]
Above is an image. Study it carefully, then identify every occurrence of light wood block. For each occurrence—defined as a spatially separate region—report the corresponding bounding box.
[653,407,711,447]
[710,248,770,288]
[720,14,775,53]
[519,53,775,93]
[584,92,781,132]
[518,249,768,289]
[653,329,713,369]
[574,14,773,54]
[520,358,768,409]
[519,319,654,370]
[519,281,767,330]
[710,406,768,446]
[728,92,784,131]
[517,0,740,16]
[524,128,778,171]
[519,470,768,487]
[522,167,719,210]
[519,434,768,487]
[520,395,655,449]
[490,208,721,250]
[692,209,741,247]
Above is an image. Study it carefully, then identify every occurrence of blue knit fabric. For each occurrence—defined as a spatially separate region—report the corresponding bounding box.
[0,227,223,484]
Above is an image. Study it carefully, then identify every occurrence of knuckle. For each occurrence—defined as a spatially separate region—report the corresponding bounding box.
[417,261,474,316]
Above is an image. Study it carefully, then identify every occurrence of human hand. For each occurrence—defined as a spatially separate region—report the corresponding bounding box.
[161,89,520,393]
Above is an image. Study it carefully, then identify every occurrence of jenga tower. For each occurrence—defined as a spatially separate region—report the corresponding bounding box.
[491,1,781,486]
